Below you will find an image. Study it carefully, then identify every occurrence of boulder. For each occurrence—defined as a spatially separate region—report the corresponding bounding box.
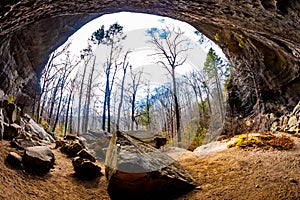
[72,156,102,180]
[22,146,55,174]
[80,130,112,162]
[60,140,84,157]
[10,130,49,149]
[65,134,78,140]
[105,132,197,200]
[55,138,67,149]
[3,123,21,140]
[125,130,167,149]
[5,152,23,170]
[77,149,96,162]
[11,138,40,150]
[153,136,167,149]
[26,118,55,143]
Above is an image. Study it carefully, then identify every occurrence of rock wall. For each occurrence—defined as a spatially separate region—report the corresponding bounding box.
[0,0,299,120]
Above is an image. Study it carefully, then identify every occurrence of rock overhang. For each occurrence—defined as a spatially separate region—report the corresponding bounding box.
[0,0,299,117]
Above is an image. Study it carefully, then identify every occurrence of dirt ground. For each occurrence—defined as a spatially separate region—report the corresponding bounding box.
[0,141,110,200]
[1,134,300,200]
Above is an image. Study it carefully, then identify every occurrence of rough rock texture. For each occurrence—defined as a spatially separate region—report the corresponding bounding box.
[72,156,102,180]
[77,149,96,162]
[59,137,86,157]
[125,130,167,149]
[105,132,196,199]
[81,130,112,162]
[270,101,300,134]
[0,0,299,122]
[5,151,23,170]
[22,146,55,174]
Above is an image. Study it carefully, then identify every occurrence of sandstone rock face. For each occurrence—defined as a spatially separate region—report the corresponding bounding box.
[0,0,299,120]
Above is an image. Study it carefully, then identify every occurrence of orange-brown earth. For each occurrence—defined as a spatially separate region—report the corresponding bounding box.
[1,134,300,200]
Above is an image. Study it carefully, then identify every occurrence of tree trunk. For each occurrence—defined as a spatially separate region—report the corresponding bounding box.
[78,58,89,136]
[52,80,63,133]
[214,65,225,121]
[64,91,72,136]
[48,80,60,124]
[102,76,109,131]
[171,68,181,146]
[116,64,128,131]
[131,94,136,131]
[69,94,74,134]
[84,56,96,133]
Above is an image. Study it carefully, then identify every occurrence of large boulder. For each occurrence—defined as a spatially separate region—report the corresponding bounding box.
[72,156,102,180]
[5,152,23,170]
[22,146,55,174]
[105,131,197,200]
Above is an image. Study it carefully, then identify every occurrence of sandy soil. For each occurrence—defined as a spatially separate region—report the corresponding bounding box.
[178,134,300,200]
[1,134,300,200]
[0,141,110,200]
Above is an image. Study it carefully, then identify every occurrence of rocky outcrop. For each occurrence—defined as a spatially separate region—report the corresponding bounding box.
[0,102,55,148]
[105,132,196,199]
[0,0,299,122]
[22,146,55,174]
[270,101,300,135]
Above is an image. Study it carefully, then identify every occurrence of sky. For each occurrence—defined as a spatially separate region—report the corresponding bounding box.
[54,11,228,106]
[60,11,227,82]
[65,12,226,58]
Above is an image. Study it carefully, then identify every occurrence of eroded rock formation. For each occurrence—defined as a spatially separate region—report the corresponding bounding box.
[0,0,299,123]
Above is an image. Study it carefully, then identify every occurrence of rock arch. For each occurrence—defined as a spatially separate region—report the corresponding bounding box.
[0,0,299,120]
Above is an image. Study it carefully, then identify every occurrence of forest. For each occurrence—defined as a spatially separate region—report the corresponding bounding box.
[33,22,230,150]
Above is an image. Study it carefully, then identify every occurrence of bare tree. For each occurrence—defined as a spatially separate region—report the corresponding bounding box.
[147,26,190,146]
[127,66,143,131]
[37,42,72,123]
[116,50,131,131]
[52,52,79,133]
[83,56,96,133]
[92,23,126,133]
[77,45,93,136]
